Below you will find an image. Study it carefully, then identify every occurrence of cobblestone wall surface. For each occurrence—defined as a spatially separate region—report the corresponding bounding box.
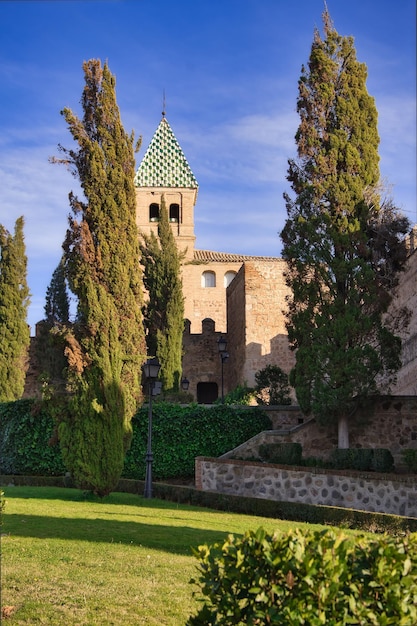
[195,457,417,518]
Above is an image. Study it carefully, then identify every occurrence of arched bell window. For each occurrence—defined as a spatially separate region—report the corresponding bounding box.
[149,203,159,222]
[169,203,180,223]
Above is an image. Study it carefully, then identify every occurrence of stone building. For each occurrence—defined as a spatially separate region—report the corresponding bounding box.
[135,115,417,403]
[134,115,295,402]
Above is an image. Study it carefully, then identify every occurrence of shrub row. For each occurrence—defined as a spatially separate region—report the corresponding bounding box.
[258,442,302,465]
[252,443,396,473]
[331,447,394,472]
[0,400,271,480]
[402,449,417,473]
[186,527,417,625]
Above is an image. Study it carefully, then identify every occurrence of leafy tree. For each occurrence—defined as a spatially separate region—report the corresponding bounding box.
[255,365,291,405]
[140,196,185,391]
[52,59,146,495]
[281,10,410,448]
[0,217,30,401]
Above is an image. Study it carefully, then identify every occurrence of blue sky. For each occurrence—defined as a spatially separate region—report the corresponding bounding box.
[0,0,415,333]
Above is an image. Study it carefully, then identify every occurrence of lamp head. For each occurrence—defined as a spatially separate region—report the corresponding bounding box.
[217,336,227,353]
[181,377,190,391]
[142,357,161,380]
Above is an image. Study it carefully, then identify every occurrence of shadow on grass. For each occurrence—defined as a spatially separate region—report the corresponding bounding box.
[3,512,230,555]
[2,485,201,510]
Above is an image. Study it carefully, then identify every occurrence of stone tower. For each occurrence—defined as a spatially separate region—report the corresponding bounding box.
[134,115,248,336]
[134,114,198,262]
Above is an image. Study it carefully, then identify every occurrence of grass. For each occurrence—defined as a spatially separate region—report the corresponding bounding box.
[1,486,331,625]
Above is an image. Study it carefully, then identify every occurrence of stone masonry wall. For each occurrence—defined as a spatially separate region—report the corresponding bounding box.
[227,260,296,391]
[182,318,228,400]
[195,457,417,518]
[388,242,417,395]
[182,260,243,335]
[220,396,417,468]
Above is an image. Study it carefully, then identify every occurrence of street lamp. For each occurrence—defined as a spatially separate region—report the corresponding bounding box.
[142,357,161,499]
[217,336,229,403]
[181,377,190,391]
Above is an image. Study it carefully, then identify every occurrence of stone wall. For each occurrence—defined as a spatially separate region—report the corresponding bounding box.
[220,396,417,469]
[182,259,243,335]
[195,457,417,517]
[227,260,296,391]
[388,238,417,395]
[182,318,228,400]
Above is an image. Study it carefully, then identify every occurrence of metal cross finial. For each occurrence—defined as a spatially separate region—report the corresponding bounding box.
[162,90,166,117]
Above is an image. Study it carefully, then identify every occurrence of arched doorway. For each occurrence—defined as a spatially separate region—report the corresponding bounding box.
[197,382,218,404]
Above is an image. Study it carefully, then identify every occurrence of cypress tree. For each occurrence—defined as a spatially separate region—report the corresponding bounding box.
[141,196,185,391]
[281,10,410,448]
[53,59,146,495]
[35,258,70,393]
[0,217,30,401]
[44,258,70,324]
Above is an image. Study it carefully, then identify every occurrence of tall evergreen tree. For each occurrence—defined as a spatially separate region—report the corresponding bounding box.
[52,59,146,495]
[0,217,30,401]
[45,258,70,324]
[281,10,410,448]
[140,196,185,391]
[35,258,71,393]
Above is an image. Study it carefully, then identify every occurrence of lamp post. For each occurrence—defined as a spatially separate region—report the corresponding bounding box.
[181,377,190,391]
[217,336,229,403]
[142,357,161,499]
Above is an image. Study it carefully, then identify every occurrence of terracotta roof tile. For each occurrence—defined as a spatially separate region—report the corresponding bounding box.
[193,249,281,263]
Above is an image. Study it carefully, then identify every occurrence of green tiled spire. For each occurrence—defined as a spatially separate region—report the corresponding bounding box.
[134,117,198,188]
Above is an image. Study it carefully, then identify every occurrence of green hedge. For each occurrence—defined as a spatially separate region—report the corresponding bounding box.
[331,447,394,472]
[123,403,272,479]
[402,449,417,473]
[187,527,417,625]
[0,400,271,480]
[0,400,65,476]
[258,442,302,465]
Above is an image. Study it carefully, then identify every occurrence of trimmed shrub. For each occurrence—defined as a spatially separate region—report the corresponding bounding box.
[371,448,395,473]
[216,384,255,405]
[259,442,302,465]
[402,449,417,473]
[331,448,394,472]
[187,527,417,625]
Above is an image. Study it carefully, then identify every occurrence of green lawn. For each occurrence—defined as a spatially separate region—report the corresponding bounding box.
[1,486,328,625]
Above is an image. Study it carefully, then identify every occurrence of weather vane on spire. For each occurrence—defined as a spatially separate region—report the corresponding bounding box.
[162,90,166,118]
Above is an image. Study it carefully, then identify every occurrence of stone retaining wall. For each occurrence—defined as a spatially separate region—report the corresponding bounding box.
[195,457,417,518]
[221,396,417,468]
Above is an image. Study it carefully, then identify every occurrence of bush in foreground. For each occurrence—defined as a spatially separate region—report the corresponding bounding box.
[187,527,417,625]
